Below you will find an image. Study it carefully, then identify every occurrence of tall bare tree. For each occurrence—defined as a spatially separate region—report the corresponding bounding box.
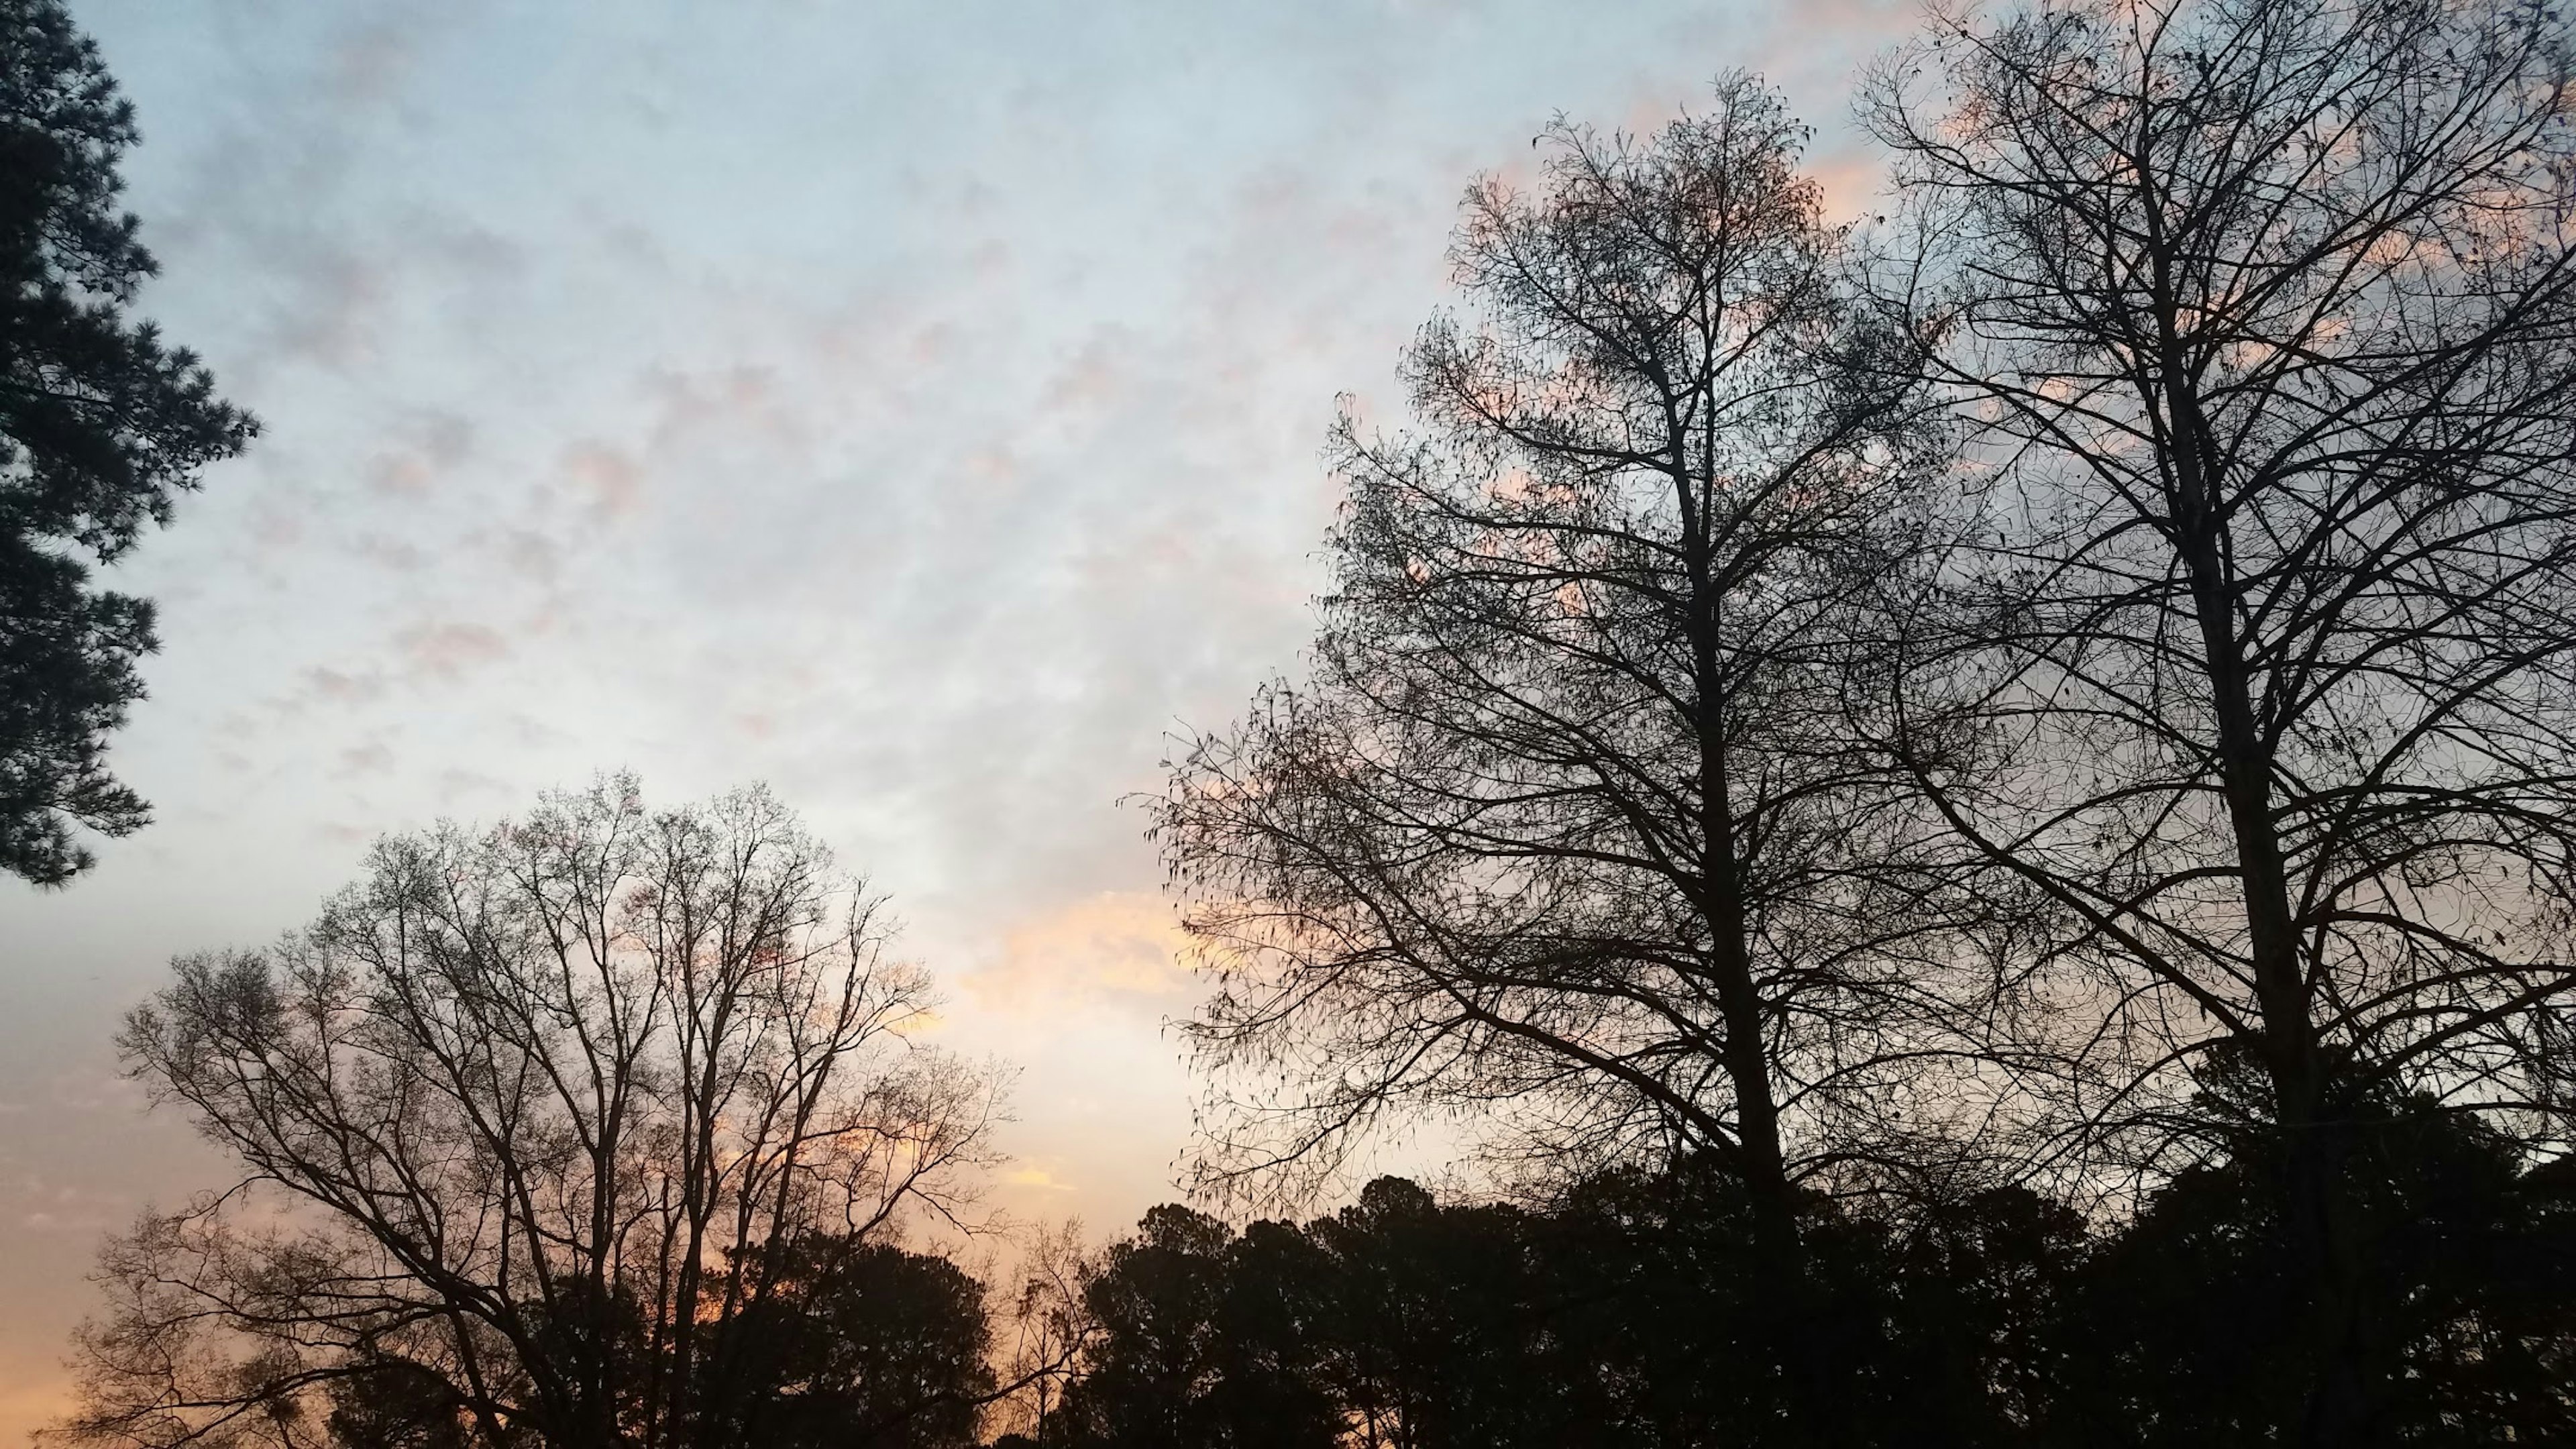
[56,777,1006,1449]
[1157,79,1977,1442]
[1863,0,2576,1436]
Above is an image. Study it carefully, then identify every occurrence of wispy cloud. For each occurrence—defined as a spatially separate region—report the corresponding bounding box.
[966,892,1199,1014]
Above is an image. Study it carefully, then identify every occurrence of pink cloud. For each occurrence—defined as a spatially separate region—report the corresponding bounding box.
[561,441,645,518]
[370,453,434,496]
[965,892,1199,1014]
[396,621,510,679]
[366,412,476,498]
[1044,333,1130,415]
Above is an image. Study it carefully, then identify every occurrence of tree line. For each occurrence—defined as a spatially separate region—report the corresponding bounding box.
[17,0,2576,1444]
[1016,1132,2576,1448]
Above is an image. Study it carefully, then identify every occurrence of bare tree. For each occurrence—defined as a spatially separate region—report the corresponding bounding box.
[1156,78,1982,1442]
[54,776,1007,1449]
[1863,0,2576,1436]
[978,1220,1097,1446]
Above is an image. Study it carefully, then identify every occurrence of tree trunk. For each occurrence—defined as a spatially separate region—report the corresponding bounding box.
[2165,354,2375,1446]
[1688,498,1839,1448]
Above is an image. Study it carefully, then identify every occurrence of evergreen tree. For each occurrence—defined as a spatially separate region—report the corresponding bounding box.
[1,0,254,884]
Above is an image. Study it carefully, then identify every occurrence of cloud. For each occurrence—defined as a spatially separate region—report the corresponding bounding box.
[303,665,388,704]
[366,411,476,498]
[356,533,429,571]
[436,767,513,801]
[1002,1164,1077,1193]
[1042,330,1131,417]
[270,250,390,367]
[337,739,397,777]
[396,621,509,679]
[327,11,431,106]
[965,892,1199,1014]
[562,441,645,518]
[369,453,434,496]
[497,528,559,583]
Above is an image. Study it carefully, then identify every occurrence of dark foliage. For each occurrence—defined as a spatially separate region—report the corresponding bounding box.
[315,1241,994,1449]
[696,1240,996,1449]
[0,0,255,883]
[1044,1113,2575,1448]
[327,1358,489,1449]
[2044,1063,2576,1445]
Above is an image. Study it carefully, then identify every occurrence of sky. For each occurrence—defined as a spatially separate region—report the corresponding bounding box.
[0,1,1913,1436]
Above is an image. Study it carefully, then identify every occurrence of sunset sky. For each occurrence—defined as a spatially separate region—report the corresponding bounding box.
[0,1,1908,1434]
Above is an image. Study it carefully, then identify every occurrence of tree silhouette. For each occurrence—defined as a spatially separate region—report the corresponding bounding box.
[1042,1205,1343,1449]
[1042,1146,2574,1448]
[0,0,256,885]
[52,778,1005,1449]
[1862,0,2576,1434]
[1157,77,1982,1442]
[694,1238,995,1449]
